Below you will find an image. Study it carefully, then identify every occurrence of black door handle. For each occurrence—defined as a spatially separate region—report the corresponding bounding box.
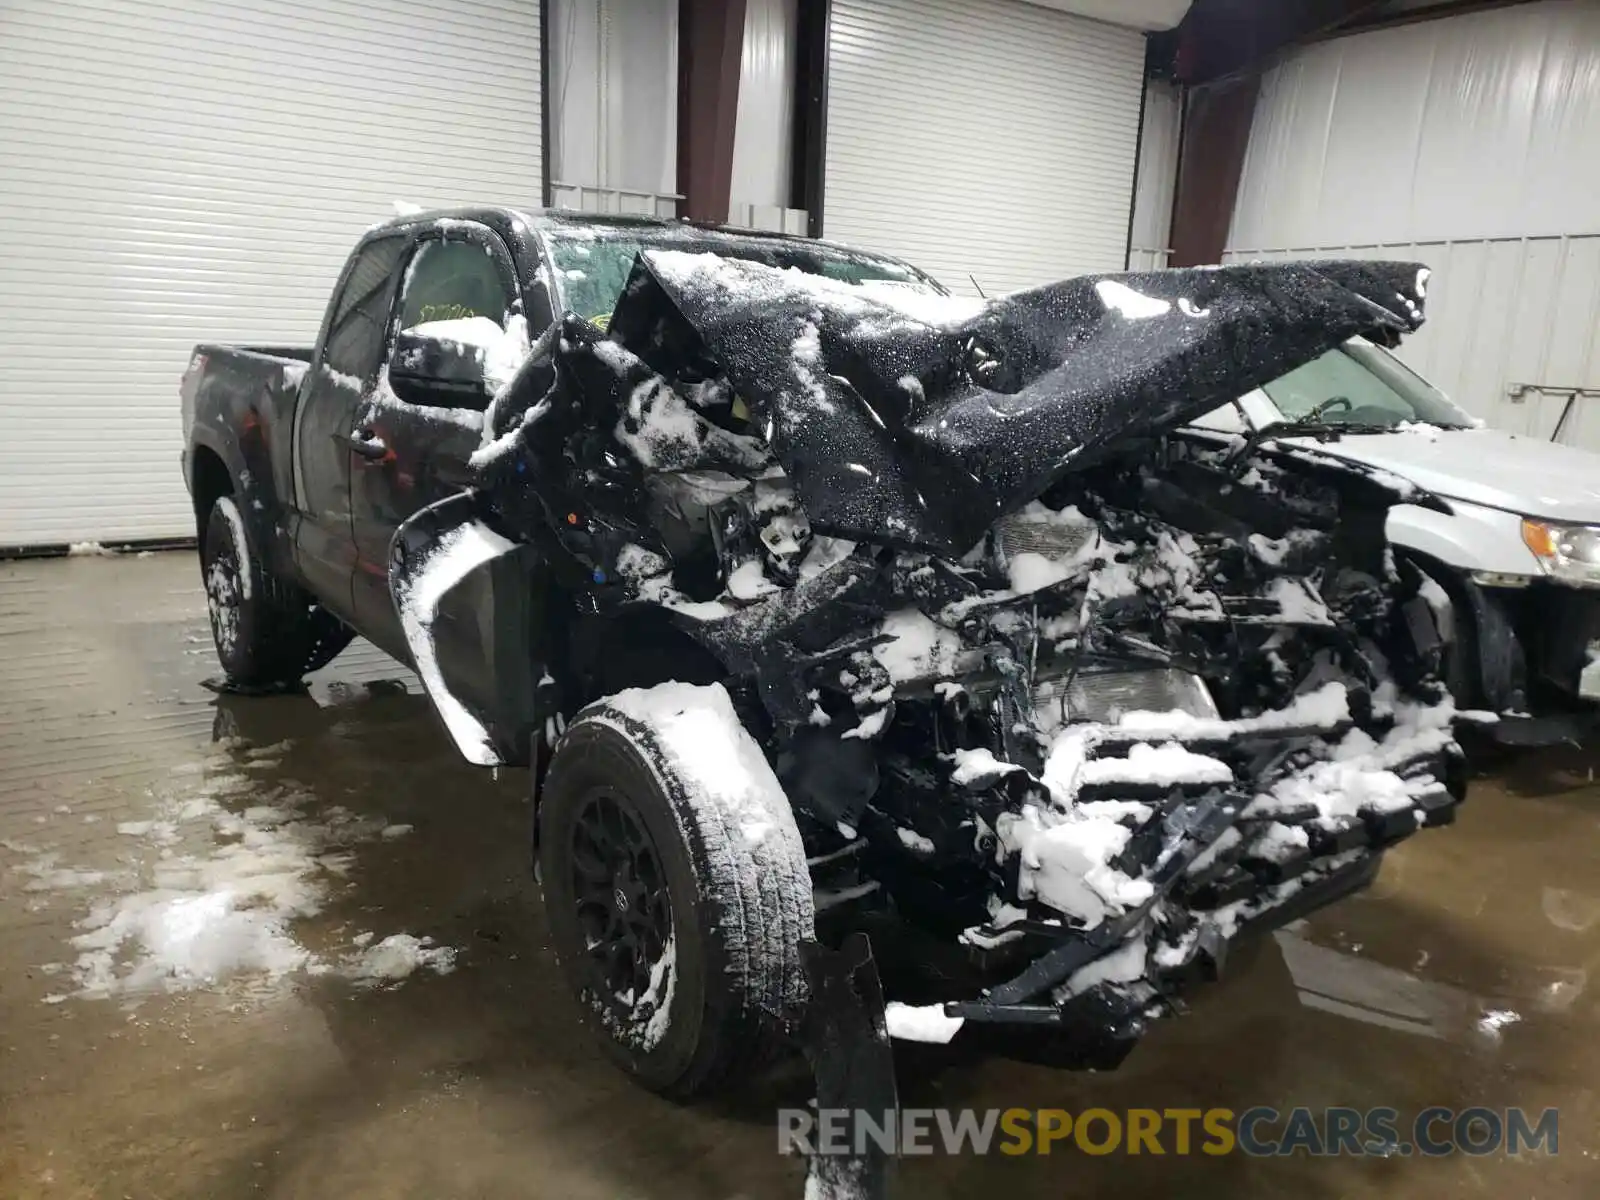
[336,429,389,461]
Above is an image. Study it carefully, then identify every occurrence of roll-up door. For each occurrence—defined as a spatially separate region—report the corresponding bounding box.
[824,0,1144,296]
[0,0,543,547]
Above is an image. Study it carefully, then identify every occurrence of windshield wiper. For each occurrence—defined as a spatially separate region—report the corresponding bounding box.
[1232,419,1400,462]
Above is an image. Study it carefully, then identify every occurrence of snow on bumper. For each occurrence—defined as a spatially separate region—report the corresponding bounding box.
[925,682,1462,1036]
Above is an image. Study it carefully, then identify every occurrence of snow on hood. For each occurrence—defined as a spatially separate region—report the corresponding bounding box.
[604,251,1429,555]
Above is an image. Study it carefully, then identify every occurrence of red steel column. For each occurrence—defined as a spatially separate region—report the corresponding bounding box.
[1167,73,1261,267]
[677,0,748,224]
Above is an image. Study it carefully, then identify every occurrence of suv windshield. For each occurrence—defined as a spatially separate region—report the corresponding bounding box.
[541,227,940,327]
[1260,342,1474,429]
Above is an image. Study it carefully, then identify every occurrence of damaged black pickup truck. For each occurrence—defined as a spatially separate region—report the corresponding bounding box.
[183,209,1467,1129]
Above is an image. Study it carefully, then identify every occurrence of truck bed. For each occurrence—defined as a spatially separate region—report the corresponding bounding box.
[193,343,313,368]
[183,343,316,546]
[231,345,314,363]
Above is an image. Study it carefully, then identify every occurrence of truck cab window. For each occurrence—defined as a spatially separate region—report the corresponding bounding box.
[323,237,406,380]
[398,239,513,330]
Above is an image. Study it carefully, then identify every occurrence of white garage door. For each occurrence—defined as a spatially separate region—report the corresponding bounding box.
[0,0,542,549]
[1223,1,1600,449]
[823,0,1144,296]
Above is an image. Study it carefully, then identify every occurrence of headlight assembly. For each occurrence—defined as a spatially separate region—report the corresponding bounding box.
[928,657,1219,730]
[1521,519,1600,587]
[1034,666,1219,728]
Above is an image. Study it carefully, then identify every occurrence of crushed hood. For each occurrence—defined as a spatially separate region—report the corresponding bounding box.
[605,252,1428,555]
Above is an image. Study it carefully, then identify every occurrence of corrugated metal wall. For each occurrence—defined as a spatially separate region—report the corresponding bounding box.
[1225,1,1600,448]
[0,0,543,548]
[1128,78,1181,270]
[823,0,1145,295]
[730,0,799,221]
[547,0,679,216]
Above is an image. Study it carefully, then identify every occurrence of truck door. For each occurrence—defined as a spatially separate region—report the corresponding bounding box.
[290,235,408,624]
[348,224,522,657]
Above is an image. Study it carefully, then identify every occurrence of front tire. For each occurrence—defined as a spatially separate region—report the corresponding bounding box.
[538,683,814,1099]
[201,495,350,687]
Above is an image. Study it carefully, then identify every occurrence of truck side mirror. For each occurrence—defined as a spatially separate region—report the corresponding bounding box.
[389,327,491,410]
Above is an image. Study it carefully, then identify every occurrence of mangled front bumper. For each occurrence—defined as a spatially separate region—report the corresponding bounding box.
[941,854,1388,1071]
[867,686,1465,1057]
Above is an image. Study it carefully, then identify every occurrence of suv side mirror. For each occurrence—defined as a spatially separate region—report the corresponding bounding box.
[389,327,491,410]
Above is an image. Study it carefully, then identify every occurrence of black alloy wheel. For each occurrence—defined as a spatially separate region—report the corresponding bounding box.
[567,786,674,1014]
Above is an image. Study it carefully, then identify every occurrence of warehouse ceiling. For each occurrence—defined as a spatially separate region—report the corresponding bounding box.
[1152,0,1531,83]
[1015,0,1193,31]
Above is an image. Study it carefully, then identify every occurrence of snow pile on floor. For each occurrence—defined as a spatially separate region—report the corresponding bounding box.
[70,884,314,996]
[344,933,457,987]
[24,765,455,1003]
[14,859,126,892]
[1476,1007,1521,1040]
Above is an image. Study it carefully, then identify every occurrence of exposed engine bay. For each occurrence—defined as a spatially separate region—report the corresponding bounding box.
[403,249,1464,1056]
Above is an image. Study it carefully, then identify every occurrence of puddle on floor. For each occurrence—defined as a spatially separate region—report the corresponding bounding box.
[2,552,1598,1199]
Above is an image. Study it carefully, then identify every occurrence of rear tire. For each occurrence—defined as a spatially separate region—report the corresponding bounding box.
[538,684,814,1099]
[201,495,351,687]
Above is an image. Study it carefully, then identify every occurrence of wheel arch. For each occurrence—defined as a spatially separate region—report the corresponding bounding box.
[190,444,234,545]
[1395,545,1528,710]
[188,418,290,580]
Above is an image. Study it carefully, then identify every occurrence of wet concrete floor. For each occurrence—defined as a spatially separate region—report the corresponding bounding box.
[2,551,1599,1198]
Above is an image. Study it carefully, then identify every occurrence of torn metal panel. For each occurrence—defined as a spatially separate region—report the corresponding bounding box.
[389,492,533,766]
[602,252,1426,555]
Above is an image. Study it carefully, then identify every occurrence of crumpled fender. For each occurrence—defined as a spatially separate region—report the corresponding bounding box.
[389,491,533,766]
[607,255,1429,556]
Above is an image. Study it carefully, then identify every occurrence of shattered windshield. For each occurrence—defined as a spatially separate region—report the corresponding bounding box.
[1260,342,1474,429]
[542,228,938,328]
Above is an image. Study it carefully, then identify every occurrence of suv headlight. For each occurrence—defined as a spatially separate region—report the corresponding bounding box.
[1521,519,1600,587]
